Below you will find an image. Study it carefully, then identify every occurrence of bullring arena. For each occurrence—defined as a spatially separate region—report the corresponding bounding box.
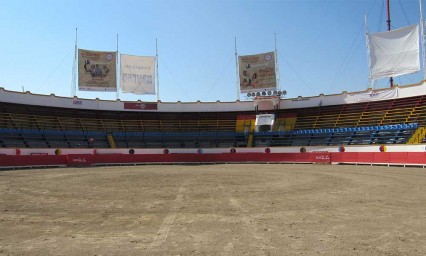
[2,54,426,256]
[2,1,426,254]
[2,82,426,255]
[1,163,426,255]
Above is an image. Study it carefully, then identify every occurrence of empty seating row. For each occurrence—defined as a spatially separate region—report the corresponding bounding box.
[1,110,238,133]
[253,123,418,147]
[0,128,109,148]
[254,123,418,136]
[113,131,243,137]
[291,95,426,131]
[0,127,106,136]
[113,131,248,148]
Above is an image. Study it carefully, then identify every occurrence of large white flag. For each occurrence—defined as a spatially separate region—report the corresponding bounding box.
[120,54,156,95]
[368,24,420,81]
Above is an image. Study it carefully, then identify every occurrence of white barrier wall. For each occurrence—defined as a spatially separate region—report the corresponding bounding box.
[1,144,425,156]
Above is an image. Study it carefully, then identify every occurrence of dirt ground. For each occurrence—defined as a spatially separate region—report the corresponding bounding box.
[0,164,426,256]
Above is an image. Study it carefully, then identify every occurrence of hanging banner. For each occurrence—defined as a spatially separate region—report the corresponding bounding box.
[349,87,399,102]
[78,49,117,91]
[239,51,276,93]
[120,54,156,95]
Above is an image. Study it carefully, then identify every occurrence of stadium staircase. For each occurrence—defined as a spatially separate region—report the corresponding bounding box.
[107,133,117,148]
[235,116,255,147]
[407,127,426,144]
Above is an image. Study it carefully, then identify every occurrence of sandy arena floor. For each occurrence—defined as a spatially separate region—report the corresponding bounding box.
[0,164,426,255]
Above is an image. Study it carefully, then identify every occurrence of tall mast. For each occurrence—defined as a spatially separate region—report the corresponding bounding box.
[71,28,78,97]
[156,39,160,101]
[387,0,394,87]
[116,33,120,100]
[365,15,375,89]
[420,0,426,81]
[235,37,240,101]
[274,33,280,92]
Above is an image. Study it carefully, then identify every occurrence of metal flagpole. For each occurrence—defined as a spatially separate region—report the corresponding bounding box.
[156,39,160,101]
[116,33,120,100]
[386,0,394,87]
[365,15,375,89]
[71,28,78,97]
[420,0,426,81]
[274,33,280,92]
[235,37,240,101]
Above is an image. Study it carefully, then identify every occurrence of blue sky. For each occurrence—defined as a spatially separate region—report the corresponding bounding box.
[0,0,424,102]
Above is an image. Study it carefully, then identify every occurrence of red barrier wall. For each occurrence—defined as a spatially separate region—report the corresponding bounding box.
[67,154,93,167]
[406,152,426,164]
[90,152,331,164]
[0,155,15,167]
[2,152,426,169]
[330,152,426,165]
[0,155,67,168]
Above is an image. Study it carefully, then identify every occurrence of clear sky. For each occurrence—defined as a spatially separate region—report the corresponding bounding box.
[0,0,424,103]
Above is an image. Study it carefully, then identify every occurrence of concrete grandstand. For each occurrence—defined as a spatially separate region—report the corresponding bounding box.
[1,81,426,168]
